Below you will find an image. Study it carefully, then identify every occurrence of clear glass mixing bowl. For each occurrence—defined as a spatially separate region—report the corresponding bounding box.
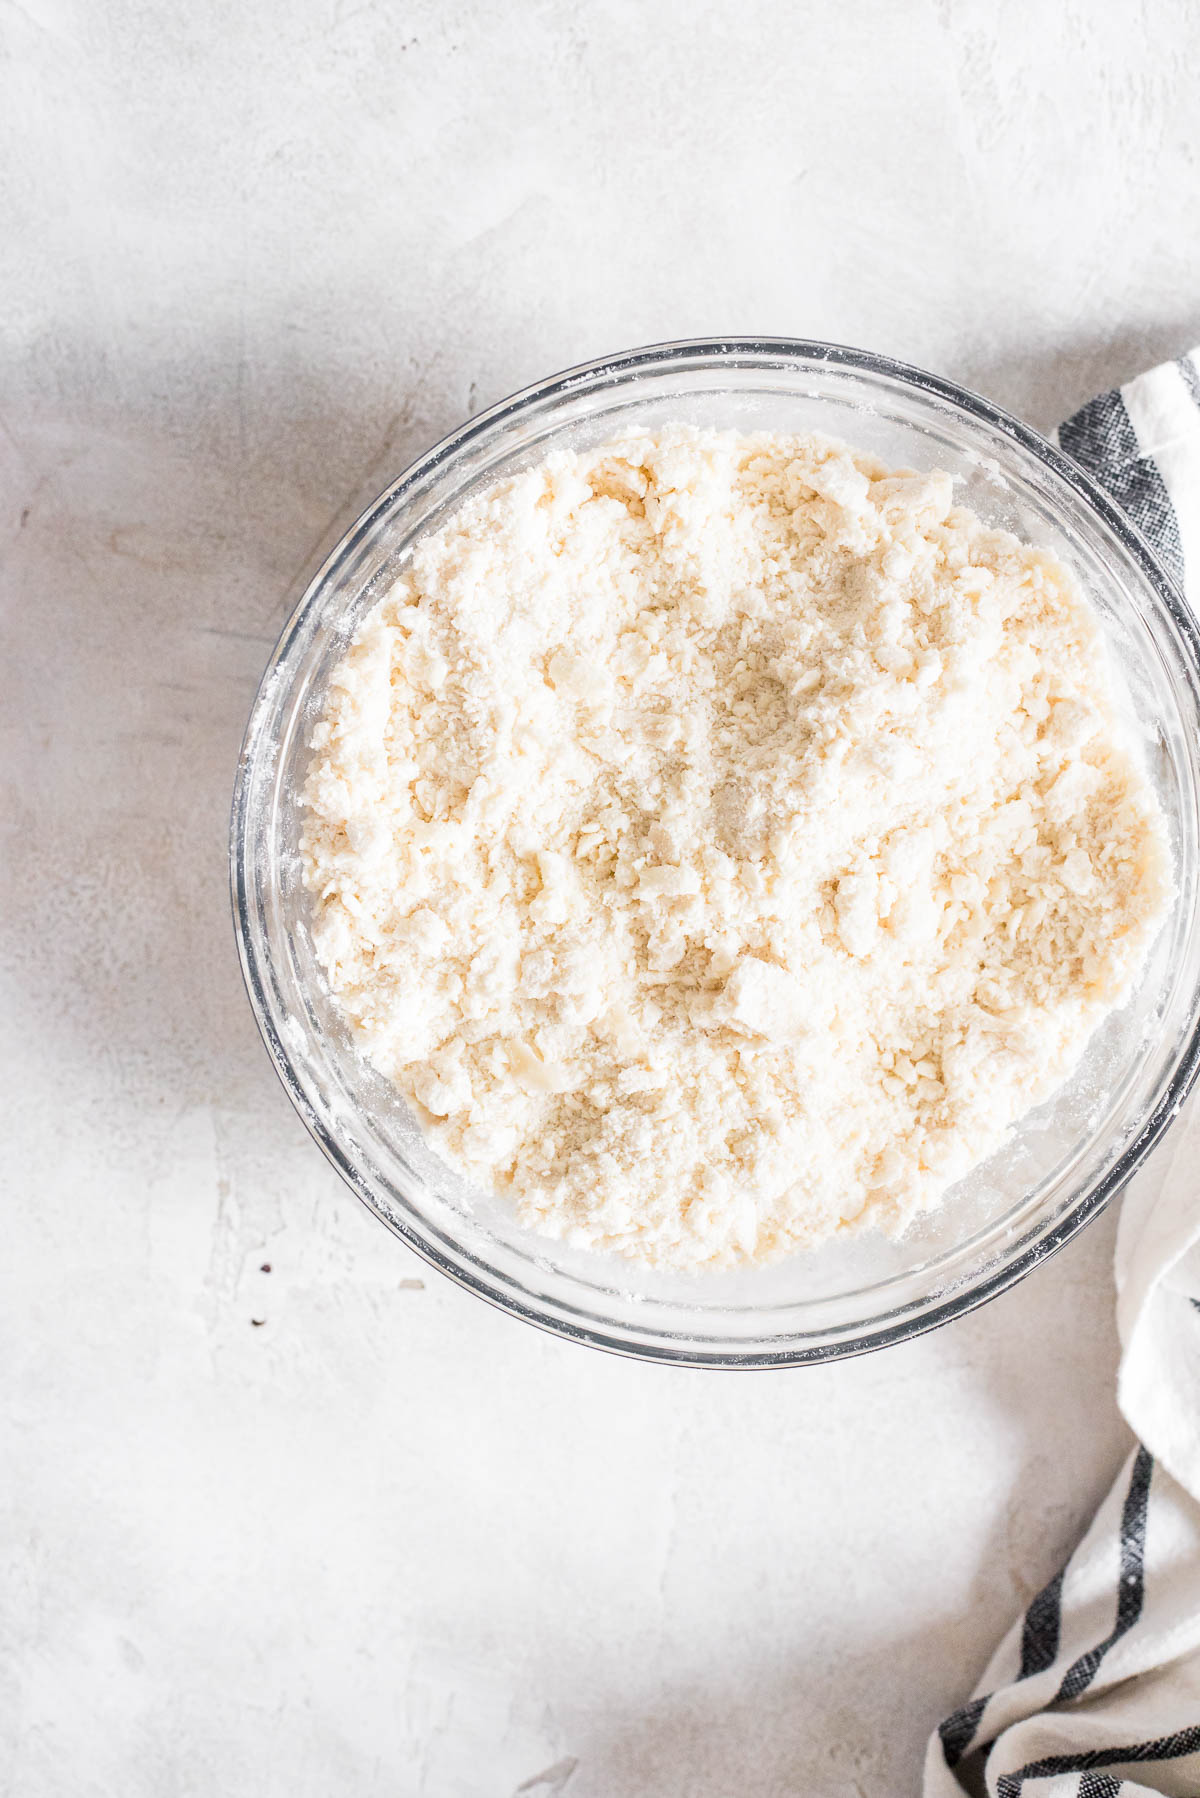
[231,339,1200,1367]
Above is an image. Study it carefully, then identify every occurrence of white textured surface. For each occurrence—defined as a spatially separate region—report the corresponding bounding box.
[2,3,1198,1793]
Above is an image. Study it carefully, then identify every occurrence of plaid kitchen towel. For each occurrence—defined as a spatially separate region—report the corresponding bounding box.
[925,349,1200,1798]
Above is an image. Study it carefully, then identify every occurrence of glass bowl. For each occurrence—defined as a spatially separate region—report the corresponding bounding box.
[231,338,1200,1367]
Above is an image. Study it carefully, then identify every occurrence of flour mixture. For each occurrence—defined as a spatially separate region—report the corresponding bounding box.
[301,428,1171,1269]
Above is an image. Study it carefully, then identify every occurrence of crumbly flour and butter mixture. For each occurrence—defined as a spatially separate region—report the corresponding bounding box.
[301,428,1171,1270]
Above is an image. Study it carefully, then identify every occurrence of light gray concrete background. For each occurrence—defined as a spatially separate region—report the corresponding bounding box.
[3,2,1199,1793]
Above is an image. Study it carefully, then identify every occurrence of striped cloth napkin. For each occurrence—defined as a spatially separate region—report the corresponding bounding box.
[925,350,1200,1798]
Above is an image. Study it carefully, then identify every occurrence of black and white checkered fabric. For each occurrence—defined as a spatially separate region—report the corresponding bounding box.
[925,348,1200,1798]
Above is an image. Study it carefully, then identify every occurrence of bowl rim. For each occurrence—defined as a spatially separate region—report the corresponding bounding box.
[230,334,1200,1369]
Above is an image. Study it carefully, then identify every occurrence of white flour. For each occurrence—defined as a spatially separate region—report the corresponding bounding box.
[301,428,1171,1269]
